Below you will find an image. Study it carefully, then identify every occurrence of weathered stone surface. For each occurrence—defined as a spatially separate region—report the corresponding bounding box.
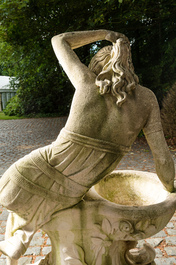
[167,229,176,236]
[19,257,33,265]
[35,257,45,263]
[0,211,8,221]
[155,248,163,258]
[166,222,175,228]
[24,247,41,256]
[145,238,163,248]
[165,246,176,256]
[166,236,176,246]
[42,246,52,256]
[0,30,176,264]
[30,236,45,247]
[152,230,167,237]
[155,257,176,265]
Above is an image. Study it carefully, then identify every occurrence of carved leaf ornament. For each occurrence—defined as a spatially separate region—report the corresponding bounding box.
[63,244,87,265]
[63,218,156,265]
[91,218,156,265]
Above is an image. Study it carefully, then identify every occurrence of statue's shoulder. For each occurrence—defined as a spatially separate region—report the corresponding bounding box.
[136,85,158,105]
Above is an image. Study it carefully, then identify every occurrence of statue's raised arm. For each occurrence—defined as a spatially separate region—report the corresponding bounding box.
[51,30,125,89]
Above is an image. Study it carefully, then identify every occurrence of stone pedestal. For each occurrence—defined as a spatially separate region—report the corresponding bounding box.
[32,170,176,265]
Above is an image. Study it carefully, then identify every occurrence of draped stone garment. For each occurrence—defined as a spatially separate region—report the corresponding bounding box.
[0,128,131,234]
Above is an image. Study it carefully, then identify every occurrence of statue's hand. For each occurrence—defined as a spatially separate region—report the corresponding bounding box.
[105,31,126,43]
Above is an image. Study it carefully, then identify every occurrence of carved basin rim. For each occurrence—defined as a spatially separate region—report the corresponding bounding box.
[43,170,176,245]
[86,170,176,217]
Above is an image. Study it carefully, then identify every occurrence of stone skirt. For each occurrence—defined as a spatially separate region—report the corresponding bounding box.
[0,128,130,232]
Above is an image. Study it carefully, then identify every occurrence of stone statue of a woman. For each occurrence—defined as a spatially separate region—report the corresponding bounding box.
[0,30,174,262]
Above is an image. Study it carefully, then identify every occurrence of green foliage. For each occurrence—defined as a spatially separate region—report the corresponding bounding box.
[3,95,21,116]
[0,111,25,120]
[117,0,176,104]
[161,82,176,140]
[0,0,176,114]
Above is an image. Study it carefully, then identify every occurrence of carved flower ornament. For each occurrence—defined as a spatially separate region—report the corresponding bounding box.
[91,218,156,264]
[119,220,134,234]
[63,218,156,265]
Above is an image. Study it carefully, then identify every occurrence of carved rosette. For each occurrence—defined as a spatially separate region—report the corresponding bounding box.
[90,218,156,265]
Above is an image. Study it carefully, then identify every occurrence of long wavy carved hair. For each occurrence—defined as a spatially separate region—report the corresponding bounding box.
[89,38,139,107]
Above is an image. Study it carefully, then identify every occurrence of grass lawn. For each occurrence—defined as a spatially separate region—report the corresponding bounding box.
[0,112,60,120]
[0,112,25,120]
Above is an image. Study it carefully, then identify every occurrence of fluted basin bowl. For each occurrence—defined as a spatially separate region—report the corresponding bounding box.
[89,170,176,240]
[94,170,170,206]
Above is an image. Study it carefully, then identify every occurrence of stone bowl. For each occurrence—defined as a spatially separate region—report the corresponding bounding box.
[88,170,176,240]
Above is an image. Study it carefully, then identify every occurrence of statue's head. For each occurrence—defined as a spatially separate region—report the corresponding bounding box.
[88,45,112,75]
[89,37,139,107]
